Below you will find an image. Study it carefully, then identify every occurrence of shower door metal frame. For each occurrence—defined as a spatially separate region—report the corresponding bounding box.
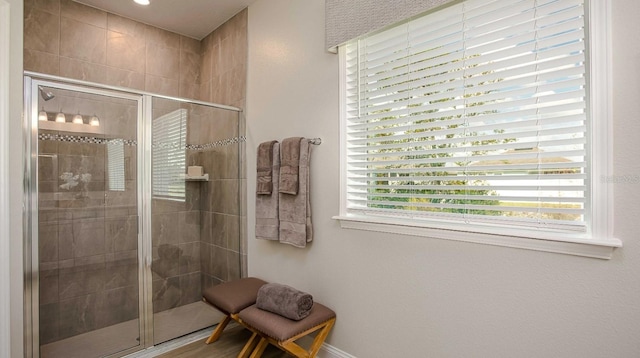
[23,76,148,358]
[23,72,242,358]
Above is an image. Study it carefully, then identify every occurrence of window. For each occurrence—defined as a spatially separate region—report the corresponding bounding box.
[107,139,125,192]
[337,0,620,257]
[152,109,186,201]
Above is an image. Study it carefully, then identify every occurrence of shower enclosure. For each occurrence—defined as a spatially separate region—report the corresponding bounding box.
[24,74,243,358]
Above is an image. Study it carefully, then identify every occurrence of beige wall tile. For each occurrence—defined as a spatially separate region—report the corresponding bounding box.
[146,44,180,80]
[59,57,107,83]
[107,30,145,73]
[180,36,200,55]
[145,74,180,97]
[25,0,60,14]
[198,81,211,102]
[198,7,247,107]
[227,99,245,111]
[106,67,145,91]
[209,75,222,104]
[179,81,200,100]
[60,17,106,64]
[226,250,240,281]
[200,32,215,52]
[180,50,201,84]
[233,28,248,68]
[218,36,235,75]
[103,103,138,140]
[219,180,239,215]
[24,6,60,55]
[210,246,228,280]
[200,47,212,83]
[186,115,201,145]
[107,14,146,38]
[210,43,221,78]
[214,20,232,43]
[145,25,180,49]
[226,214,240,251]
[60,0,106,28]
[219,68,244,105]
[24,48,60,75]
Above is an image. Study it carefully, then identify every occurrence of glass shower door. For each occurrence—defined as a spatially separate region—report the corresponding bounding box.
[150,97,241,344]
[33,82,143,358]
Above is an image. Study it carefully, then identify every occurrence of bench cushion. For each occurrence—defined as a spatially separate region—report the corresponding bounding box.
[202,277,267,314]
[238,303,336,342]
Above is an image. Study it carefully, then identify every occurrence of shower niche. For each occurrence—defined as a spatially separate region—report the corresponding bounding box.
[25,76,243,358]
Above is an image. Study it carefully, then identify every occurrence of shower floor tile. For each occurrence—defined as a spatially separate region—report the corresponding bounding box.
[154,301,223,345]
[40,301,222,358]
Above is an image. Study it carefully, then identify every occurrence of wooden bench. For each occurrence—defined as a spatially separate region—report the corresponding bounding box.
[202,277,268,344]
[203,277,336,358]
[235,303,336,358]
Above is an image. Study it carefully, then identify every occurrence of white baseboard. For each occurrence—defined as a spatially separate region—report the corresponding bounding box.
[298,336,355,358]
[319,342,357,358]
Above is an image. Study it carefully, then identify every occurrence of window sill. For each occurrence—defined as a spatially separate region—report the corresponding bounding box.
[332,215,622,259]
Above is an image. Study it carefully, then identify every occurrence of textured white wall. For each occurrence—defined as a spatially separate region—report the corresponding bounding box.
[246,0,640,356]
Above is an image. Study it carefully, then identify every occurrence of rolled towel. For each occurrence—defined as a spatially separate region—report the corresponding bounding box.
[256,283,313,321]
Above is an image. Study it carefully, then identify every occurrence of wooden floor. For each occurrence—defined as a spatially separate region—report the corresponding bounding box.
[155,325,290,358]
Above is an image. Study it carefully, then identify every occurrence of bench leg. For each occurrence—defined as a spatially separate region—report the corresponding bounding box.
[277,317,336,358]
[205,315,232,344]
[308,318,335,357]
[249,337,269,358]
[237,332,260,358]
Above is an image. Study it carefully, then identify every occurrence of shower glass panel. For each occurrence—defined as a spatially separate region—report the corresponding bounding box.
[33,83,143,358]
[150,97,242,344]
[26,74,244,358]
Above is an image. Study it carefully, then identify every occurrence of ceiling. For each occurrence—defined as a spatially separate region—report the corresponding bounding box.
[73,0,256,40]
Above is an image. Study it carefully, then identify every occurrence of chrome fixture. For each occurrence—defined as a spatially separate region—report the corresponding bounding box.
[38,86,55,101]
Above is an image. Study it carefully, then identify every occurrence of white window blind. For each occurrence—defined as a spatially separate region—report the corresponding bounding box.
[107,139,125,192]
[343,0,588,235]
[152,109,187,201]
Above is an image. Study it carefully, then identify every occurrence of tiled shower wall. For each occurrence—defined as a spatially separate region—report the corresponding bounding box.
[200,10,249,277]
[192,106,243,288]
[24,0,203,99]
[25,0,249,343]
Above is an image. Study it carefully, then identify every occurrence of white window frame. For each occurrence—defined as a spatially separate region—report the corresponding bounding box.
[334,0,621,259]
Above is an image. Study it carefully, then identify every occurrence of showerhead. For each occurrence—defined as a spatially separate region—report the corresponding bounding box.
[38,86,55,101]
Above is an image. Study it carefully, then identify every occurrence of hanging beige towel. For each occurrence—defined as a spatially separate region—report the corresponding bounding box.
[279,137,303,195]
[279,138,312,248]
[256,142,280,241]
[257,140,277,195]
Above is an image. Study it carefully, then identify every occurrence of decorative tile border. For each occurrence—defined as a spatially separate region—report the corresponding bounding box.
[38,133,137,146]
[186,135,246,151]
[38,133,246,150]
